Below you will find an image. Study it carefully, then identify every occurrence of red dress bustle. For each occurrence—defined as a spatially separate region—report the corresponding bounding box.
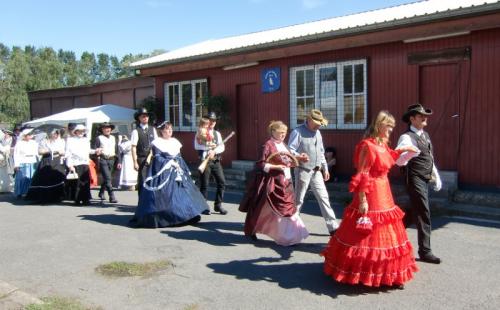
[321,138,418,287]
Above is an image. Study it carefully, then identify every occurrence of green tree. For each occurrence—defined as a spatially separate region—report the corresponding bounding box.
[78,51,97,85]
[97,53,111,82]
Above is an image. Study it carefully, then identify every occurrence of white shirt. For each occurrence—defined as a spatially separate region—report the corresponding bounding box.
[39,138,65,155]
[97,135,117,157]
[131,124,158,146]
[151,137,182,156]
[14,140,38,167]
[396,125,441,188]
[65,136,94,167]
[193,129,225,154]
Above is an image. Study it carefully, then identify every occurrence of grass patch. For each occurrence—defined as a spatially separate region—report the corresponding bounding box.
[184,304,200,310]
[25,296,102,310]
[95,259,173,278]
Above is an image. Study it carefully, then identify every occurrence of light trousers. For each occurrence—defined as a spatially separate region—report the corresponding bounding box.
[294,168,338,233]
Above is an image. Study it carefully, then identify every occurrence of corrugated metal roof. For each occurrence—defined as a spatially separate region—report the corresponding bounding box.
[131,0,500,69]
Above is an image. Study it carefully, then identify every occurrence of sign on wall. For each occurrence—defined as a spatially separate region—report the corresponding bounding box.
[261,67,281,93]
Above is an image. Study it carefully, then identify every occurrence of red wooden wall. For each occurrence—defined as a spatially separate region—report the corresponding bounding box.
[154,28,500,189]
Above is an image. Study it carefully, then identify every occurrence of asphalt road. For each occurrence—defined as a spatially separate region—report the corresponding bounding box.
[0,189,499,310]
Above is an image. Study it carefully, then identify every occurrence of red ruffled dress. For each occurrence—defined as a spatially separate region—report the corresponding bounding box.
[321,138,418,287]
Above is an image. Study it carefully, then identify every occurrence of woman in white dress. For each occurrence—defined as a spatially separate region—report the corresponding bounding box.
[118,135,137,190]
[65,124,101,205]
[13,128,38,198]
[0,129,14,193]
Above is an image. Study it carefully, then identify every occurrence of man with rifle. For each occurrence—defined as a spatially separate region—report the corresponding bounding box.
[194,112,228,215]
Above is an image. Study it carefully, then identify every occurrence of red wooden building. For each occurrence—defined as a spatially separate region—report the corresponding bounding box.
[29,76,154,119]
[131,0,500,189]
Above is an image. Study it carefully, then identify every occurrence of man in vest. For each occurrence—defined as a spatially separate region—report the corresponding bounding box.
[194,112,227,215]
[131,108,157,195]
[288,109,339,235]
[396,103,442,264]
[95,122,121,203]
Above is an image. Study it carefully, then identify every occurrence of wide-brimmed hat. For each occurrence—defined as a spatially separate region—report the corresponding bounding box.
[72,124,86,133]
[98,122,115,132]
[156,121,172,129]
[402,103,433,123]
[134,107,151,121]
[307,109,328,126]
[1,128,13,136]
[20,127,34,137]
[206,111,218,121]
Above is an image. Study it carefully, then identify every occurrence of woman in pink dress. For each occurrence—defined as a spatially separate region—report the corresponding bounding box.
[239,120,308,246]
[321,110,419,289]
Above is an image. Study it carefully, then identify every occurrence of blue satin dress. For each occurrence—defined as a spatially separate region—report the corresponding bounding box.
[130,143,209,228]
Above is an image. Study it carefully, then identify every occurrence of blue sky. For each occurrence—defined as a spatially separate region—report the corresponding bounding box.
[1,0,417,58]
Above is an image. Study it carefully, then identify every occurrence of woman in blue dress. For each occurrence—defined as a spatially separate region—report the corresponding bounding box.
[130,121,209,228]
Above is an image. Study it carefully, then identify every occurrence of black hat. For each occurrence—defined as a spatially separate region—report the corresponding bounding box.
[13,124,22,132]
[67,122,77,131]
[98,122,115,132]
[402,103,433,123]
[134,107,151,121]
[206,111,218,120]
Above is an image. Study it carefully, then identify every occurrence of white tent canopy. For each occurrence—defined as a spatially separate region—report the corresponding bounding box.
[24,104,136,135]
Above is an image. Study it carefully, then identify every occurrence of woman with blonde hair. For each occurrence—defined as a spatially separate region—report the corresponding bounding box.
[239,120,308,246]
[321,110,419,289]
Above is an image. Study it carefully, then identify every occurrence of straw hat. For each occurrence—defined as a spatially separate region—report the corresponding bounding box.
[307,109,328,126]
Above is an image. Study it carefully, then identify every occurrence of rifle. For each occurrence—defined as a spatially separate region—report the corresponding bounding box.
[198,131,235,173]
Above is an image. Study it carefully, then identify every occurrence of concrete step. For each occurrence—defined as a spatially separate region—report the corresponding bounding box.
[223,168,249,181]
[231,160,255,171]
[453,190,500,208]
[433,201,500,221]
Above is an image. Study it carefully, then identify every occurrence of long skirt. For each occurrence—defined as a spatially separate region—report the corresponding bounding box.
[14,163,36,197]
[120,153,137,187]
[0,166,13,193]
[25,156,65,203]
[67,164,91,205]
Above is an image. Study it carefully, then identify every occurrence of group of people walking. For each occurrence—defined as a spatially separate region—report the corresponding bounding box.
[1,102,443,291]
[239,104,443,290]
[0,121,138,205]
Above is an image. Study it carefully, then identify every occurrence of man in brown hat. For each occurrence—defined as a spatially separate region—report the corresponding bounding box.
[131,108,157,195]
[95,122,121,203]
[396,103,442,264]
[288,109,339,234]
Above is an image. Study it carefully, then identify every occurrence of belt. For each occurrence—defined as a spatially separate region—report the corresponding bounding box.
[101,155,116,160]
[313,166,321,172]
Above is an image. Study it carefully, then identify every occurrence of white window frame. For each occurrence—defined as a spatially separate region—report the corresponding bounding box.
[290,65,314,129]
[164,79,207,131]
[289,59,367,130]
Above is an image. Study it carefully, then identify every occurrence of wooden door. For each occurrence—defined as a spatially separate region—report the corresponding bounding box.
[236,83,260,160]
[419,63,461,170]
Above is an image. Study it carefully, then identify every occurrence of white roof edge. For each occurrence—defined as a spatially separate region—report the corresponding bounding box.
[131,0,500,69]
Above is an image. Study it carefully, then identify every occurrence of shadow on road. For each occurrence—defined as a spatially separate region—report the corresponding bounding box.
[78,213,132,227]
[163,220,329,259]
[207,256,398,298]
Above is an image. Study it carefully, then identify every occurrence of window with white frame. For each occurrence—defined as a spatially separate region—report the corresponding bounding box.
[164,79,208,131]
[290,59,367,129]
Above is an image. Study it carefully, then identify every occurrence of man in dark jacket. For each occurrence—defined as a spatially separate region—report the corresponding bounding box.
[131,108,157,195]
[396,103,442,264]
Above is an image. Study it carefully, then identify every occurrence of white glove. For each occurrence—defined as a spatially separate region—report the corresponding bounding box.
[433,173,442,191]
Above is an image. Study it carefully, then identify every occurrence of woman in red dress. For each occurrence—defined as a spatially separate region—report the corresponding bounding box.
[239,120,308,246]
[321,110,419,289]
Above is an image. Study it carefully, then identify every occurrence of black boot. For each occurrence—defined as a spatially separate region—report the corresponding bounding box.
[109,192,117,203]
